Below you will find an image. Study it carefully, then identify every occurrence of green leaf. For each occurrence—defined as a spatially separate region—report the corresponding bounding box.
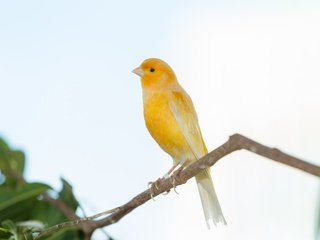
[31,200,65,226]
[0,183,50,212]
[0,198,36,222]
[0,139,11,175]
[59,178,79,211]
[0,138,25,188]
[9,151,25,176]
[0,138,10,153]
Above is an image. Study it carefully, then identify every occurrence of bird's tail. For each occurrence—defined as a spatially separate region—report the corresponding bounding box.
[195,169,227,228]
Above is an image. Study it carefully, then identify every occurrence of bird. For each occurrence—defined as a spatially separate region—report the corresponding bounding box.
[132,58,226,228]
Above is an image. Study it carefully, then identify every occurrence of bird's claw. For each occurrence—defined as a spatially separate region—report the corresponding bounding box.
[148,178,163,200]
[169,168,184,194]
[149,161,186,198]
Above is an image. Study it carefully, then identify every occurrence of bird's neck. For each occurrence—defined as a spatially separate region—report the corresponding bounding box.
[142,82,183,103]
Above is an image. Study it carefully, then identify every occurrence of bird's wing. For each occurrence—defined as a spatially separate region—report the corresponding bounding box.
[169,90,207,160]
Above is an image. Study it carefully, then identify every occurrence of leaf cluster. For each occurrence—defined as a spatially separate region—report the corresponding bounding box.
[0,138,83,240]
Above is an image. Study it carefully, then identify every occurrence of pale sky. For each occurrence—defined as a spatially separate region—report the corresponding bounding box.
[0,1,319,240]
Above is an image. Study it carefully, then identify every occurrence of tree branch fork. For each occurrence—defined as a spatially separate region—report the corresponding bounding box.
[35,133,320,239]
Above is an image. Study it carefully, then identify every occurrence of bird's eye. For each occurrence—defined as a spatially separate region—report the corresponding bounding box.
[150,68,155,73]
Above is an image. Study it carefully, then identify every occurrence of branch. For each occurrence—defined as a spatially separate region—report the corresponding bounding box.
[34,206,118,239]
[36,133,320,238]
[42,193,96,239]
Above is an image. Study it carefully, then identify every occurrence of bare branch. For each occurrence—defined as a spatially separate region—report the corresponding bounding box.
[34,207,118,239]
[37,133,320,238]
[230,134,320,176]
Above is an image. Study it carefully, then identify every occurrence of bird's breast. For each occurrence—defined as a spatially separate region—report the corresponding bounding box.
[143,91,189,160]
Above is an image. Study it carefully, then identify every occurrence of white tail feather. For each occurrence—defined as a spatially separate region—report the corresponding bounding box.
[195,169,227,228]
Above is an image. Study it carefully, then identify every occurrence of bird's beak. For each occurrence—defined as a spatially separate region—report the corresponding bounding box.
[132,67,144,77]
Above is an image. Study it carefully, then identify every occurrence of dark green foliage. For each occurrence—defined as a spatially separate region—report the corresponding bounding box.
[0,227,13,239]
[0,138,83,240]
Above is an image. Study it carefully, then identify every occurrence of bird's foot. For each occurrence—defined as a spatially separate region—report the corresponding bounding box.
[169,166,184,194]
[148,178,163,200]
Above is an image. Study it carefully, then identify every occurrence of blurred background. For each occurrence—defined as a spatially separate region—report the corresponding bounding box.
[0,1,319,239]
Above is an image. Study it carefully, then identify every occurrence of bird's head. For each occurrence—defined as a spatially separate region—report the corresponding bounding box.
[132,58,177,89]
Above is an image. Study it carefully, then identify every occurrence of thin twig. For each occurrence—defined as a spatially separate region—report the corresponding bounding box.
[231,134,320,176]
[37,133,320,238]
[34,207,119,239]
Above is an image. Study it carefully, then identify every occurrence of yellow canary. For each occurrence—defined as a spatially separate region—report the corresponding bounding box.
[133,58,226,228]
